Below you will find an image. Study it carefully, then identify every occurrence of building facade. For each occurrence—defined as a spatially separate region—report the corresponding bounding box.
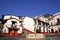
[0,12,60,36]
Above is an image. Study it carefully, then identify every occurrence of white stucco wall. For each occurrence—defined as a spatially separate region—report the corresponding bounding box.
[3,15,19,20]
[23,17,35,32]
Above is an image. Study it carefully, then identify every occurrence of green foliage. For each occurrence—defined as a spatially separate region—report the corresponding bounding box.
[43,14,52,18]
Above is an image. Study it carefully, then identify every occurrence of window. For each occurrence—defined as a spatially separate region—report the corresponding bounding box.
[57,18,60,22]
[57,18,60,25]
[38,20,41,25]
[12,21,17,24]
[43,22,45,26]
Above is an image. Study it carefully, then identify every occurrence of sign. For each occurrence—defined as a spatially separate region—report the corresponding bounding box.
[26,34,45,39]
[26,34,35,39]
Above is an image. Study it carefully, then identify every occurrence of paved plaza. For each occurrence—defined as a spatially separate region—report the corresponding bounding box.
[0,34,60,40]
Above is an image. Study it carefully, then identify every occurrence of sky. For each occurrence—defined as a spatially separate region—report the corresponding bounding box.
[0,0,60,18]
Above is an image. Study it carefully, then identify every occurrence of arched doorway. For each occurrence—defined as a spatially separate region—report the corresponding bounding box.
[51,29,54,33]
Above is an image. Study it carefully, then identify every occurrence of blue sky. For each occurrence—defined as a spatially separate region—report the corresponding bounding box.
[0,0,60,17]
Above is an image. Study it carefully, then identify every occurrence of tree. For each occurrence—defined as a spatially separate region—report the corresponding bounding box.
[43,14,52,18]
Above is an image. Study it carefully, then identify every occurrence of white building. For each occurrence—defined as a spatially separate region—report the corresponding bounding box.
[1,12,60,36]
[34,12,60,33]
[2,14,23,36]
